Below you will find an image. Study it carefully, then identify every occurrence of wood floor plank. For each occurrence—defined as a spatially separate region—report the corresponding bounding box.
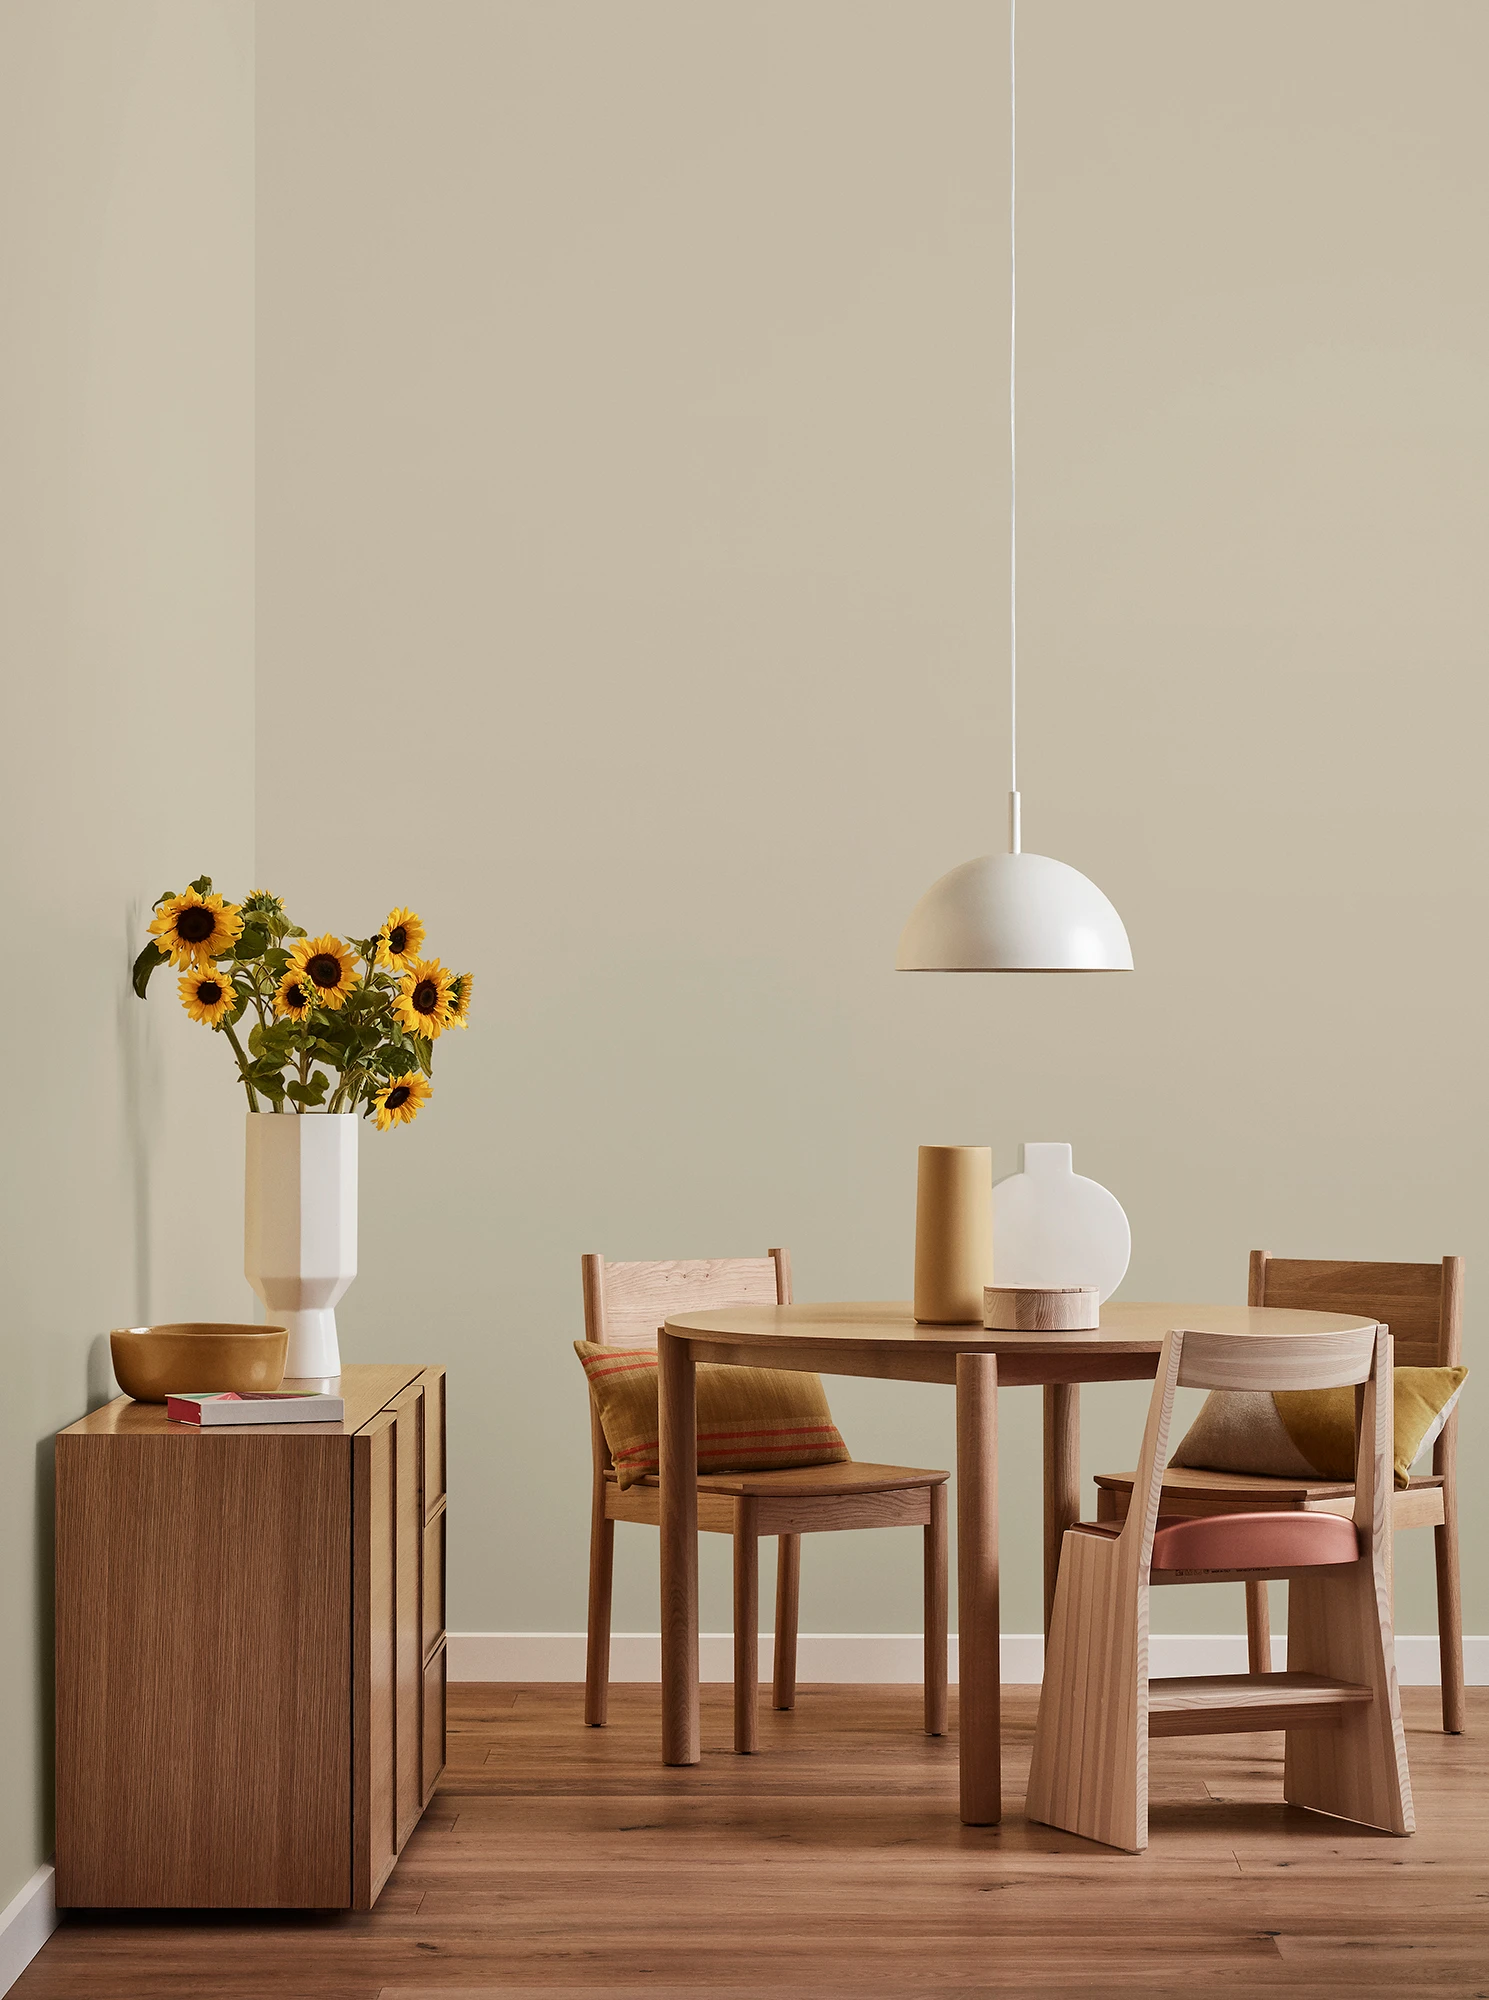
[14,1686,1484,1998]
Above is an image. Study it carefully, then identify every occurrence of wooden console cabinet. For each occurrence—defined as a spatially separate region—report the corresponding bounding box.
[54,1363,447,1909]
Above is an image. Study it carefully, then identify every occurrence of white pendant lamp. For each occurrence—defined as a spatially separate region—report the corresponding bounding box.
[896,1,1132,975]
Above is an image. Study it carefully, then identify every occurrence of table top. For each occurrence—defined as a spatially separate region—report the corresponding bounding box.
[663,1300,1380,1387]
[57,1363,424,1439]
[667,1298,1376,1351]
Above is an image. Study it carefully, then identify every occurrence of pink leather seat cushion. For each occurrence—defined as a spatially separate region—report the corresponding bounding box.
[1150,1509,1360,1573]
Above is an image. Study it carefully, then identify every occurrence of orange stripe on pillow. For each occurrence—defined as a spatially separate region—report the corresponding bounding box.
[696,1423,841,1443]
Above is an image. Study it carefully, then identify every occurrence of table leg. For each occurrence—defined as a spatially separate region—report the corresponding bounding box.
[956,1352,1000,1826]
[1043,1383,1081,1638]
[659,1329,700,1765]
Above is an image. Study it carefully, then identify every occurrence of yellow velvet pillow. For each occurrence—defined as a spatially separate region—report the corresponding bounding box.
[1171,1366,1467,1491]
[575,1342,850,1489]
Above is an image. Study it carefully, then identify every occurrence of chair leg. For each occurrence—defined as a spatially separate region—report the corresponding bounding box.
[1245,1580,1272,1674]
[1026,1530,1146,1852]
[584,1505,615,1728]
[772,1534,800,1710]
[1435,1489,1465,1734]
[1284,1564,1413,1835]
[924,1482,948,1737]
[734,1500,759,1753]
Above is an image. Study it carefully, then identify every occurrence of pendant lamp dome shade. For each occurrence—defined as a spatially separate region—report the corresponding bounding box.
[896,850,1133,972]
[893,3,1137,974]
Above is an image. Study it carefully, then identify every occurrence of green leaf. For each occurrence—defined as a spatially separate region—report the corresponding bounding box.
[188,875,213,895]
[285,1073,330,1106]
[381,1045,418,1076]
[263,948,291,971]
[152,887,178,911]
[415,1036,433,1077]
[235,926,270,960]
[248,1023,267,1057]
[131,941,169,998]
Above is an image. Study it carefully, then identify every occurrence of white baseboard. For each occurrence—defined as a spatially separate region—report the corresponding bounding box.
[448,1630,1487,1686]
[0,1865,55,1999]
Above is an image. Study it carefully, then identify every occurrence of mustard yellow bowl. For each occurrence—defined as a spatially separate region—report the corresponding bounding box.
[109,1323,289,1403]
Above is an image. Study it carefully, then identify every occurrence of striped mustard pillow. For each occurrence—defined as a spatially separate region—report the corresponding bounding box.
[575,1342,850,1489]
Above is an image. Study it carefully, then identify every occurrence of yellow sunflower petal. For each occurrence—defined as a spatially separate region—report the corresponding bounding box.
[287,933,359,1011]
[149,888,243,968]
[375,907,427,971]
[447,972,474,1027]
[274,972,314,1022]
[391,958,455,1040]
[178,967,237,1027]
[373,1071,430,1131]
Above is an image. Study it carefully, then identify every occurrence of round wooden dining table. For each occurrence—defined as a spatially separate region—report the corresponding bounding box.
[656,1297,1381,1826]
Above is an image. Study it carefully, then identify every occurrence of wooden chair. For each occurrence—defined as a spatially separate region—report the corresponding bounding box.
[1093,1254,1465,1732]
[1027,1321,1413,1852]
[582,1249,949,1753]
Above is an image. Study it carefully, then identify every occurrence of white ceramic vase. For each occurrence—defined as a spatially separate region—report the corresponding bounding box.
[244,1111,358,1382]
[990,1142,1131,1302]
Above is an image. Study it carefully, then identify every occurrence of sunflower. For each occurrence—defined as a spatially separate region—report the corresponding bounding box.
[149,888,242,968]
[392,958,456,1040]
[446,971,474,1028]
[179,967,237,1028]
[372,1071,431,1132]
[274,971,314,1022]
[375,907,426,972]
[287,934,359,1010]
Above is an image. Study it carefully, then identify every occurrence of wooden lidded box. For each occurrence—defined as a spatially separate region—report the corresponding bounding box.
[54,1363,447,1910]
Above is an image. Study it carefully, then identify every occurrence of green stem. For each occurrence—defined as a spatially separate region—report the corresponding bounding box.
[221,1019,262,1112]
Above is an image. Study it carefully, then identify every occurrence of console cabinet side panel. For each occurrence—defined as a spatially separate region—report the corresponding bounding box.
[353,1412,398,1911]
[55,1431,351,1908]
[393,1381,426,1849]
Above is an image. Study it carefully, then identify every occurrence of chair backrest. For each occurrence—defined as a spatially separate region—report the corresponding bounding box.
[1123,1322,1392,1578]
[580,1249,792,1350]
[1250,1251,1462,1368]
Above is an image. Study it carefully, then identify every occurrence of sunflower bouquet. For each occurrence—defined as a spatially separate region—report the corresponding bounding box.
[133,879,472,1131]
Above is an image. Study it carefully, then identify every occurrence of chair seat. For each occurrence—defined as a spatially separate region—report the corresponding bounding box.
[1075,1509,1361,1572]
[606,1460,948,1498]
[1151,1509,1360,1572]
[1094,1464,1444,1513]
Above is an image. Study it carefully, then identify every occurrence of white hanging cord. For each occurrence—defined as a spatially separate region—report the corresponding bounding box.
[1008,0,1021,855]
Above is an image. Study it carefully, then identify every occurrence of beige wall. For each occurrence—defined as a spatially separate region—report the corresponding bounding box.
[0,0,255,1907]
[256,0,1488,1653]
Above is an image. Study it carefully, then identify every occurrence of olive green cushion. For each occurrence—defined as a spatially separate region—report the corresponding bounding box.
[1171,1366,1467,1490]
[575,1342,850,1490]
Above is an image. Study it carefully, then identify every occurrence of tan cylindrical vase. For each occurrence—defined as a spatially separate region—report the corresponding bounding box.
[914,1145,994,1325]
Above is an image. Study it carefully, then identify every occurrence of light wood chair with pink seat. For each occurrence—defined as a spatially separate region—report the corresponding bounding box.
[1094,1253,1465,1731]
[581,1249,949,1753]
[1027,1320,1413,1853]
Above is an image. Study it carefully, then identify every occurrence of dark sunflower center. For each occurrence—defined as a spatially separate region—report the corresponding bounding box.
[386,1084,411,1111]
[306,953,342,988]
[177,906,216,943]
[286,983,307,1008]
[388,926,407,954]
[413,979,438,1013]
[198,980,223,1005]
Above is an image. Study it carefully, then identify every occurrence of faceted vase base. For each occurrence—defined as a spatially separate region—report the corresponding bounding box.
[278,1307,341,1382]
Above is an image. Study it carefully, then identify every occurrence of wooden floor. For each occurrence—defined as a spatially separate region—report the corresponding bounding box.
[18,1684,1488,1998]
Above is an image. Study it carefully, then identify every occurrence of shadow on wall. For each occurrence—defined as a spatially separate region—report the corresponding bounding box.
[34,1438,55,1858]
[119,899,159,1329]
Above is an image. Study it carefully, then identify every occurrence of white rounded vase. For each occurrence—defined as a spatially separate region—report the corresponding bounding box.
[244,1111,358,1383]
[990,1141,1131,1303]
